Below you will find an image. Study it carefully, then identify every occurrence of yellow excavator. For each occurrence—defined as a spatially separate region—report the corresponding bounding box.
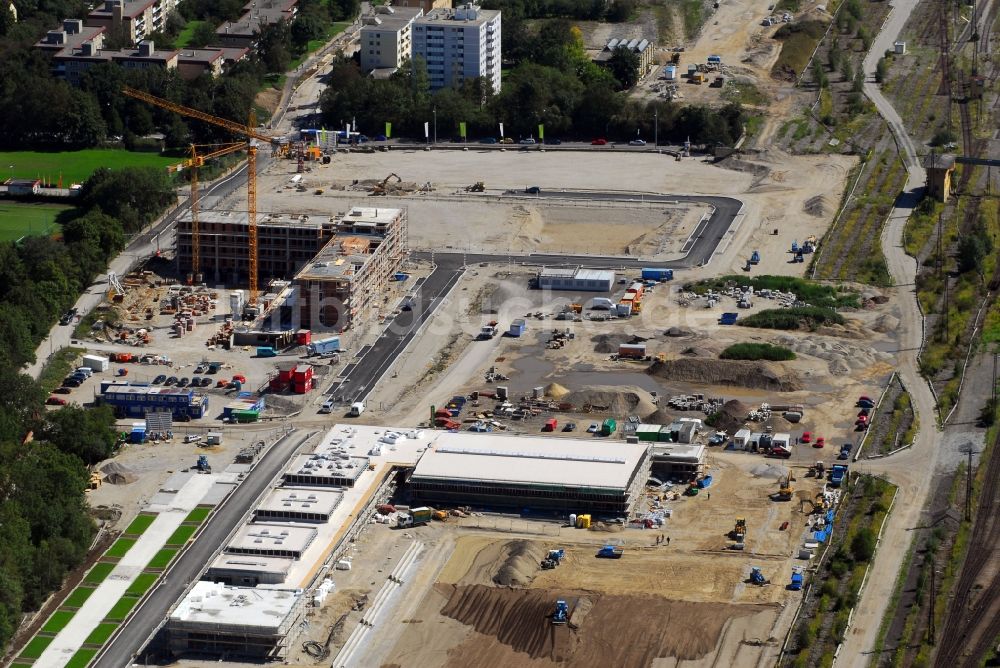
[773,475,793,501]
[371,172,402,196]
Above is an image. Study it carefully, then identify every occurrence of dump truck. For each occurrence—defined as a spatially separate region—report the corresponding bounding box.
[478,321,499,340]
[397,506,433,528]
[829,464,848,488]
[789,567,804,591]
[432,510,449,521]
[597,545,624,559]
[601,418,617,436]
[552,600,569,624]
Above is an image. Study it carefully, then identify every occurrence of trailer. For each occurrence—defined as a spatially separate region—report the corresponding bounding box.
[641,267,674,281]
[597,545,624,558]
[307,336,341,356]
[618,343,647,359]
[81,354,110,372]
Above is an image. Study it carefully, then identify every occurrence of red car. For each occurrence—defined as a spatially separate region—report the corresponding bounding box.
[856,415,868,425]
[801,431,812,444]
[591,138,608,145]
[814,436,825,449]
[232,374,247,384]
[46,396,67,405]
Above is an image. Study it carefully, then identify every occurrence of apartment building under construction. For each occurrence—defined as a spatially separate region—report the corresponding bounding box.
[294,207,407,332]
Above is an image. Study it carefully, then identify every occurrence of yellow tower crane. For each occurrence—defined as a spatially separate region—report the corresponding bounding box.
[122,86,285,303]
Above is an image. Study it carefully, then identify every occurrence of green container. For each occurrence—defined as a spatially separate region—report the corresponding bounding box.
[234,409,259,423]
[601,418,617,436]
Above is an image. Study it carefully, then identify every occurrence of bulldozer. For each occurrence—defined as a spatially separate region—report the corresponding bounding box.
[465,182,485,192]
[748,566,770,586]
[371,173,402,196]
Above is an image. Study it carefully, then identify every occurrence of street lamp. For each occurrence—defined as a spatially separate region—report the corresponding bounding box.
[432,107,437,145]
[654,108,659,147]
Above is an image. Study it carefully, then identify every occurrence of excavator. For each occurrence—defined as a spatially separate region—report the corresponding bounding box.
[772,475,793,501]
[371,173,402,196]
[465,182,485,192]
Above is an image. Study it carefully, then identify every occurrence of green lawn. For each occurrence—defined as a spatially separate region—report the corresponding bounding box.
[83,562,116,585]
[184,507,211,524]
[175,19,207,48]
[291,22,350,69]
[147,547,178,569]
[66,648,99,668]
[166,524,198,546]
[0,201,71,241]
[124,513,157,535]
[19,635,54,659]
[104,596,138,621]
[63,586,96,608]
[1,149,180,185]
[84,622,119,646]
[41,609,76,634]
[105,537,137,559]
[125,573,158,597]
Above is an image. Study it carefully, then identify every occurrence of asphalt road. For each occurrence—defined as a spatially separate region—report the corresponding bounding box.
[93,429,310,668]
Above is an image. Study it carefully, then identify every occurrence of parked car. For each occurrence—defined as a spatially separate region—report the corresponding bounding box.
[355,134,369,143]
[53,387,72,394]
[629,138,647,146]
[499,137,514,144]
[562,422,577,432]
[190,376,201,387]
[177,377,190,387]
[153,374,167,384]
[62,378,82,388]
[479,137,498,144]
[165,376,178,386]
[544,138,562,145]
[801,431,812,443]
[59,313,73,325]
[374,134,387,141]
[814,436,825,448]
[216,379,230,388]
[232,374,247,384]
[200,377,212,387]
[195,364,207,373]
[518,137,536,144]
[587,423,599,433]
[858,407,870,417]
[46,396,67,405]
[591,138,608,145]
[525,186,541,194]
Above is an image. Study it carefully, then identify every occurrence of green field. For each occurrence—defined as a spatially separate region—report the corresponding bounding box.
[84,562,116,585]
[125,513,157,535]
[166,524,198,546]
[84,622,120,646]
[41,609,76,634]
[105,537,137,559]
[105,596,139,621]
[147,547,178,569]
[1,149,180,184]
[125,573,158,597]
[66,648,99,668]
[184,506,211,523]
[175,19,207,48]
[19,635,54,659]
[64,586,96,608]
[0,201,72,241]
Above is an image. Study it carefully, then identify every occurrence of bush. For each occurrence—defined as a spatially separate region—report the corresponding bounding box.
[685,275,859,308]
[740,306,846,330]
[931,128,957,147]
[720,343,797,361]
[851,527,877,562]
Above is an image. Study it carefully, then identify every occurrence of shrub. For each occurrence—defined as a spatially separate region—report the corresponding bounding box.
[740,306,845,330]
[851,527,877,562]
[720,343,797,361]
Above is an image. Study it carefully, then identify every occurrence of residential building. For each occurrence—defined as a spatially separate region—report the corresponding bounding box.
[412,3,501,93]
[595,37,654,77]
[85,0,179,45]
[293,207,407,332]
[359,5,423,73]
[175,46,250,79]
[36,23,180,84]
[394,0,450,12]
[216,0,298,48]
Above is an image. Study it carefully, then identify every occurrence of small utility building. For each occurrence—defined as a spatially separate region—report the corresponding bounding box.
[537,267,615,292]
[407,432,651,515]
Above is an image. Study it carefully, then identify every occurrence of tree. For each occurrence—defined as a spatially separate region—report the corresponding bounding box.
[840,58,853,82]
[957,218,992,275]
[608,45,640,90]
[188,21,218,48]
[42,404,119,465]
[606,0,635,22]
[850,527,877,562]
[81,167,176,233]
[291,13,327,53]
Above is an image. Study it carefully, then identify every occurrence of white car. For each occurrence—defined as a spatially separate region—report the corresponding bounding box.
[587,423,599,433]
[519,137,537,144]
[629,139,646,146]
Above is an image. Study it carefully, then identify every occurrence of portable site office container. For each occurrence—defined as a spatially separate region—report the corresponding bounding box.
[733,428,752,449]
[543,418,558,432]
[618,343,647,359]
[772,433,791,449]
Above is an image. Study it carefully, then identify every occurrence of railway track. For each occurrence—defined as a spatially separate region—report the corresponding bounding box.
[933,423,1000,664]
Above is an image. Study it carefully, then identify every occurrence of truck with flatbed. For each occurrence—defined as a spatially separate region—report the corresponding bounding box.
[396,506,433,528]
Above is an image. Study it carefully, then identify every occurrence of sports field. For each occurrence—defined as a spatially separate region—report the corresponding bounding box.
[1,149,180,184]
[0,202,71,241]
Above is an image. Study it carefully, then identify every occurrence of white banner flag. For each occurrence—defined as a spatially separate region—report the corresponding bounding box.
[424,122,429,138]
[499,122,504,138]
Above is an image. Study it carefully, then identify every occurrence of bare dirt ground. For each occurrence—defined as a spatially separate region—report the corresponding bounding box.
[361,453,821,668]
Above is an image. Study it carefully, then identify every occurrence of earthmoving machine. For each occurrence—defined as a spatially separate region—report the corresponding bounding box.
[371,172,401,196]
[540,558,557,569]
[597,545,624,559]
[789,567,804,591]
[465,182,485,192]
[732,518,747,541]
[551,600,569,624]
[195,455,211,473]
[547,549,565,564]
[773,475,793,501]
[749,567,770,586]
[123,86,286,303]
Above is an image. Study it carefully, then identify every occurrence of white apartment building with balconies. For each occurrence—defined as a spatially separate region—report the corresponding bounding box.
[359,5,424,73]
[412,3,501,93]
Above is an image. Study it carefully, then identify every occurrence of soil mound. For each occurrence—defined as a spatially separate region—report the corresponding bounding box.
[707,399,751,433]
[665,327,692,337]
[804,195,831,217]
[545,383,570,400]
[101,461,138,484]
[751,463,789,479]
[562,385,658,417]
[438,584,769,666]
[591,333,647,354]
[493,541,545,587]
[646,358,801,392]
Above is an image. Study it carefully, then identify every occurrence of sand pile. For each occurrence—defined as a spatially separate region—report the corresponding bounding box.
[545,383,570,400]
[592,333,648,354]
[563,385,659,417]
[647,359,801,392]
[804,195,831,217]
[872,314,900,333]
[774,335,891,376]
[101,461,138,485]
[751,463,789,479]
[438,584,769,666]
[493,541,545,587]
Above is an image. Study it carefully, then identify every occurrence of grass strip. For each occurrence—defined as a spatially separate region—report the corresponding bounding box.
[65,648,99,668]
[105,537,137,559]
[125,573,158,597]
[40,609,75,634]
[63,586,96,608]
[184,506,211,524]
[147,547,179,570]
[166,524,198,546]
[124,513,157,535]
[104,596,138,621]
[18,635,54,660]
[84,622,119,646]
[83,562,115,585]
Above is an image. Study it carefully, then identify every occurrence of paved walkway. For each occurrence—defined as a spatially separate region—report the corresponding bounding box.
[34,474,217,668]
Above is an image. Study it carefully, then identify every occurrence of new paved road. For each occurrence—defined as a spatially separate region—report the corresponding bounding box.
[93,429,311,668]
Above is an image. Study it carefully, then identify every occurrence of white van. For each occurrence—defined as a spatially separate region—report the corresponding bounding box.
[320,399,335,414]
[349,401,365,417]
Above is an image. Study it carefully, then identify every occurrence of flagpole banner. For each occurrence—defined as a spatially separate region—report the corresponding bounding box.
[459,122,467,138]
[499,122,504,138]
[424,122,429,138]
[385,122,392,138]
[538,124,544,140]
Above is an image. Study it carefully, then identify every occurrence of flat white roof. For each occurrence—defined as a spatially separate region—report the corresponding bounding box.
[539,266,577,277]
[650,443,706,461]
[228,523,317,554]
[412,432,649,490]
[208,553,294,576]
[257,487,342,516]
[169,582,300,632]
[285,454,369,482]
[342,207,401,225]
[575,268,615,282]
